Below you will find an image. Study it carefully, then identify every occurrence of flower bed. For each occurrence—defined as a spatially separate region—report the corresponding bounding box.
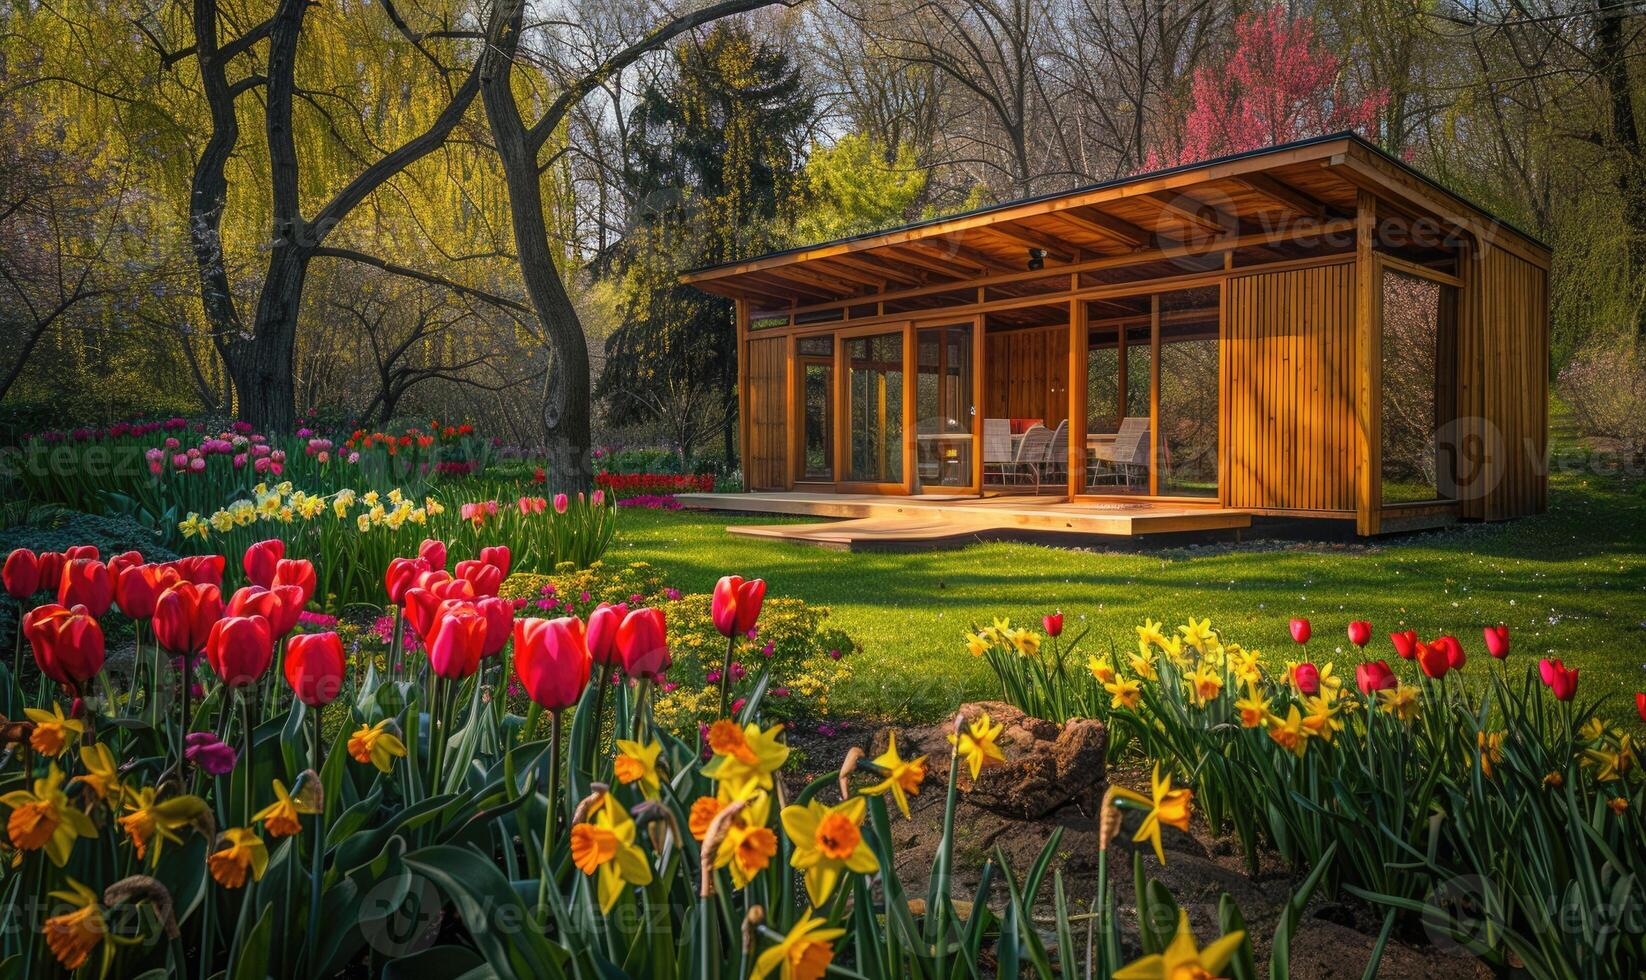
[594,472,715,498]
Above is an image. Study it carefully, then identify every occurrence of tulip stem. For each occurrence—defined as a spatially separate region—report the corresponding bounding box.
[537,708,563,921]
[716,633,737,720]
[586,661,612,776]
[307,705,325,970]
[240,689,255,824]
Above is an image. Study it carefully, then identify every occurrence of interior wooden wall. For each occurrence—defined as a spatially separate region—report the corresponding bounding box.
[1457,243,1549,520]
[1222,262,1359,513]
[744,336,788,490]
[984,325,1070,425]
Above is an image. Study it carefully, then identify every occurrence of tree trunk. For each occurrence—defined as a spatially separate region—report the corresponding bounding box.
[1595,1,1646,341]
[481,3,594,494]
[227,245,308,431]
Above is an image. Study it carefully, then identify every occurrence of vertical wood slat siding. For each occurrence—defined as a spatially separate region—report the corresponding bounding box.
[744,336,788,490]
[1457,244,1549,520]
[984,325,1069,424]
[1222,262,1357,512]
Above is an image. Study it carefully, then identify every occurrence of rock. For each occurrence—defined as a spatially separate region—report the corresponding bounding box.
[874,701,1107,819]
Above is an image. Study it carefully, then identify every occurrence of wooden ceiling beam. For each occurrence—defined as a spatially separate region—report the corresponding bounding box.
[804,260,888,289]
[742,272,834,302]
[905,238,1015,274]
[825,254,922,286]
[1234,173,1335,222]
[1143,191,1237,235]
[1055,206,1181,251]
[878,245,976,281]
[776,264,868,295]
[975,223,1074,262]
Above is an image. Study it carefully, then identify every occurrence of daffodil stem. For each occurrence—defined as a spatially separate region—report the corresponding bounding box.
[934,743,962,977]
[717,632,737,720]
[307,705,325,971]
[537,708,562,921]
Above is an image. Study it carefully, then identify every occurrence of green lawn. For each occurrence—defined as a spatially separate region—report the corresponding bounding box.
[610,468,1646,723]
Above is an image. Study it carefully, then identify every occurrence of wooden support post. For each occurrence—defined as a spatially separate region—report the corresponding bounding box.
[1068,298,1087,496]
[1149,294,1161,496]
[1353,191,1381,535]
[735,298,750,481]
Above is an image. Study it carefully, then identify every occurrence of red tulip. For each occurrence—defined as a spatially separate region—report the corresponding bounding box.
[1539,658,1579,701]
[1291,661,1321,696]
[429,576,476,602]
[1043,612,1064,638]
[1289,618,1311,645]
[115,564,172,620]
[23,603,105,688]
[34,552,65,593]
[427,606,488,679]
[64,545,98,562]
[385,557,430,605]
[616,607,669,679]
[152,582,224,655]
[418,538,447,572]
[1483,625,1510,659]
[454,560,502,598]
[285,632,346,706]
[3,548,40,598]
[107,551,144,577]
[513,616,591,711]
[1416,640,1450,679]
[403,588,445,644]
[478,546,511,578]
[166,554,225,587]
[1347,620,1372,648]
[205,615,274,688]
[243,539,285,588]
[1389,630,1419,660]
[58,558,114,617]
[712,576,766,637]
[586,602,629,666]
[1355,659,1397,694]
[476,596,514,656]
[1436,635,1466,670]
[1636,692,1645,723]
[270,558,315,607]
[415,569,452,591]
[227,584,305,639]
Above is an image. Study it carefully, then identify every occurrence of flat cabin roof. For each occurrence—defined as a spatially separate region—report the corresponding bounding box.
[681,132,1550,308]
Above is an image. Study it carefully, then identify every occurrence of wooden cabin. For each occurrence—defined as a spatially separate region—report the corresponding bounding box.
[681,133,1549,539]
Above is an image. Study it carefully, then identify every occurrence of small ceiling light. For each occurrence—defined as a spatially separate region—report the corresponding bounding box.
[1026,248,1046,271]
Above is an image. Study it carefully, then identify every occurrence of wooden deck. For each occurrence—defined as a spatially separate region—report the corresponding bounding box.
[675,492,1251,550]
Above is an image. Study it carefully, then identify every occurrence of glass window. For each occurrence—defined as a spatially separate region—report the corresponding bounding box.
[846,332,904,483]
[1381,271,1453,503]
[797,334,832,358]
[916,324,974,489]
[1156,287,1220,497]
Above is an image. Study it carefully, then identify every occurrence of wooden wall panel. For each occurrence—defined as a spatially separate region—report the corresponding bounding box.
[1457,244,1548,520]
[1223,263,1358,512]
[984,325,1069,425]
[744,336,789,490]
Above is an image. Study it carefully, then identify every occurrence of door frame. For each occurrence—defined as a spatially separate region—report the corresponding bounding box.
[834,321,915,495]
[911,314,984,496]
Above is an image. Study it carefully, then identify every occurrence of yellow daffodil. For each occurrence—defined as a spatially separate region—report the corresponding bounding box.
[1128,645,1159,681]
[208,827,269,889]
[348,719,408,774]
[1005,627,1040,657]
[178,513,209,539]
[1105,677,1143,711]
[1109,764,1193,864]
[1266,705,1310,758]
[781,796,879,906]
[750,909,844,980]
[861,732,928,819]
[1228,647,1263,686]
[703,720,791,793]
[1135,619,1167,649]
[1234,687,1270,728]
[1579,717,1609,743]
[1478,731,1506,779]
[253,778,320,837]
[710,791,779,888]
[964,631,990,657]
[1377,683,1422,723]
[1114,909,1244,980]
[569,793,653,913]
[1583,734,1635,783]
[1183,665,1223,707]
[42,877,105,970]
[1301,696,1343,743]
[1158,634,1188,665]
[1087,656,1116,684]
[1178,617,1215,652]
[1,765,96,867]
[947,713,1006,780]
[688,794,726,841]
[25,703,84,757]
[1609,797,1629,815]
[119,785,207,864]
[613,739,664,798]
[78,743,124,804]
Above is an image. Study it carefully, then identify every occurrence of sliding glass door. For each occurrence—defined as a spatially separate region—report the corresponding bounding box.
[844,331,906,487]
[915,323,976,491]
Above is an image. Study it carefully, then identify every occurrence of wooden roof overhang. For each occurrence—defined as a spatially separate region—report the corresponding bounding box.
[681,133,1550,317]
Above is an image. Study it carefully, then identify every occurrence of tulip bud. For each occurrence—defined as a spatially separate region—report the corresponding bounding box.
[205,615,274,688]
[711,576,766,637]
[586,602,629,666]
[285,632,347,706]
[454,560,502,598]
[479,546,511,578]
[1389,630,1419,660]
[616,607,669,679]
[2,548,40,599]
[243,539,285,588]
[1482,624,1510,659]
[1289,618,1310,645]
[58,558,114,618]
[1347,620,1372,648]
[1043,612,1064,638]
[513,616,591,711]
[270,558,316,607]
[427,606,488,679]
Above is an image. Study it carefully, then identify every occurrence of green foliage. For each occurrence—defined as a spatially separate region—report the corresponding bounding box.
[498,560,670,610]
[794,133,927,242]
[0,507,175,564]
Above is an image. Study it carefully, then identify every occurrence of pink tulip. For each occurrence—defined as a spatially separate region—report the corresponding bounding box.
[419,539,448,572]
[616,607,669,679]
[1483,625,1510,659]
[586,602,629,666]
[711,576,766,637]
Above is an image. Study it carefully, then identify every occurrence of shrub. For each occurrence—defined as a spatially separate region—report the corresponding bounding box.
[595,471,714,498]
[1558,339,1646,460]
[499,560,670,613]
[597,446,683,474]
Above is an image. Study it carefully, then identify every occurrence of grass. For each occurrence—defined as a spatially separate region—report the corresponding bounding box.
[609,466,1646,724]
